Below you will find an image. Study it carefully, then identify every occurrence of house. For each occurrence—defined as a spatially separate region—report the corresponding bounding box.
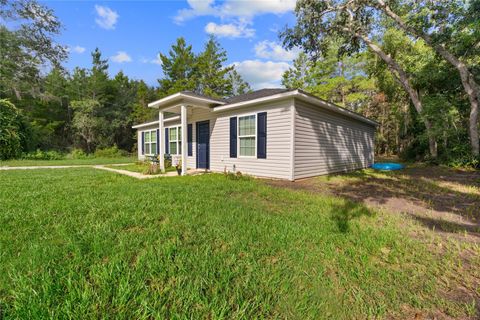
[132,88,377,181]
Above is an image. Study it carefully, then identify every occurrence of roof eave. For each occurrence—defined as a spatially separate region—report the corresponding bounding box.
[148,92,225,109]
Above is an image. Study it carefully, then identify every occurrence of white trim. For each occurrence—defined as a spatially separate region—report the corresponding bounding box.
[132,116,180,129]
[148,92,225,109]
[181,105,187,176]
[290,102,296,181]
[237,113,257,158]
[213,90,378,127]
[159,111,165,171]
[166,125,182,155]
[142,129,158,156]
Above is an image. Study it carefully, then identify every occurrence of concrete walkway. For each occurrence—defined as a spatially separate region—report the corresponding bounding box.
[93,165,180,179]
[0,163,205,179]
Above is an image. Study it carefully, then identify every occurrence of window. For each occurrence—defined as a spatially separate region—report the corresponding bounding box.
[168,126,182,155]
[238,115,256,156]
[143,130,157,155]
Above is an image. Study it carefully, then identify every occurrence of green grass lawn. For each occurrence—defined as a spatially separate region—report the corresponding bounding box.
[0,168,474,319]
[0,156,136,167]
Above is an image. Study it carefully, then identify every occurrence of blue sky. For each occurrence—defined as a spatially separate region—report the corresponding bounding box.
[43,0,299,89]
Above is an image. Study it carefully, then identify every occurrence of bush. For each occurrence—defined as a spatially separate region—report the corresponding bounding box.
[0,99,25,160]
[66,148,89,159]
[21,149,64,160]
[143,163,160,175]
[94,145,128,158]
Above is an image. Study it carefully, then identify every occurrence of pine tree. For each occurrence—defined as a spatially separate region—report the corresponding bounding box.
[158,37,197,96]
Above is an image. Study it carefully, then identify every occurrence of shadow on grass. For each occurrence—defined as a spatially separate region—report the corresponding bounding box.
[268,166,480,238]
[331,201,375,233]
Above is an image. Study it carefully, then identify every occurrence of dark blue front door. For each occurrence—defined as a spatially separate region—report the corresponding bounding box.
[196,121,209,169]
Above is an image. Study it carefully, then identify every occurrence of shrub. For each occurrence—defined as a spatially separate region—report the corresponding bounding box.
[143,163,160,175]
[21,149,64,160]
[94,145,128,158]
[0,99,24,160]
[66,148,89,159]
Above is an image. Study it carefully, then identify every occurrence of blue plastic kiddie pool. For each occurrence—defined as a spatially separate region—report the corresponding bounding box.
[371,162,405,171]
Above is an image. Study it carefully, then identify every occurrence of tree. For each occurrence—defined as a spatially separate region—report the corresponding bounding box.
[281,0,439,158]
[158,37,197,96]
[371,0,480,156]
[196,36,233,98]
[0,99,25,159]
[0,0,67,100]
[70,99,103,153]
[283,49,376,111]
[282,52,315,90]
[227,69,251,96]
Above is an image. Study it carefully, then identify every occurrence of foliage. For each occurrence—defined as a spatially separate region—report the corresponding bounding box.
[282,0,479,165]
[283,48,376,111]
[67,148,89,159]
[0,99,25,160]
[142,163,161,175]
[157,36,250,98]
[21,149,64,160]
[0,0,67,100]
[93,145,128,158]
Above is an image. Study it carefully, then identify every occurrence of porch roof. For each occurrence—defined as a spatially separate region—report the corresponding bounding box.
[147,91,226,110]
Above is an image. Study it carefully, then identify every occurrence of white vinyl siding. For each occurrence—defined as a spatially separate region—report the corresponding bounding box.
[210,99,294,180]
[293,99,375,179]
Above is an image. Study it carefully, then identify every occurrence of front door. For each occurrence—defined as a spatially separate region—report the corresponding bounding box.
[196,120,210,169]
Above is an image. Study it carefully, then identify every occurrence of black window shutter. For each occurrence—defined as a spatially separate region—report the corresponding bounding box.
[165,128,169,154]
[230,117,237,158]
[187,124,193,156]
[156,129,160,154]
[257,112,267,159]
[141,132,145,155]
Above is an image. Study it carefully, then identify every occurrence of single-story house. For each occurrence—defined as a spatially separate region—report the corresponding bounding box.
[132,88,377,181]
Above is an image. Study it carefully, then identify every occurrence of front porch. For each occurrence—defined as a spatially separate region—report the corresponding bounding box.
[147,91,224,175]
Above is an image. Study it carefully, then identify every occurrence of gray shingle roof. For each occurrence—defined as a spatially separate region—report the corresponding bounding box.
[136,88,293,126]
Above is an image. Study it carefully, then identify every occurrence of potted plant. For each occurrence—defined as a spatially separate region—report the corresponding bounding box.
[175,159,182,175]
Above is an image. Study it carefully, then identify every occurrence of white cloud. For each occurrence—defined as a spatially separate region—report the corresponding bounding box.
[254,40,299,61]
[111,51,132,63]
[94,5,119,30]
[205,20,254,38]
[231,60,290,89]
[68,45,86,54]
[175,0,295,23]
[150,55,162,65]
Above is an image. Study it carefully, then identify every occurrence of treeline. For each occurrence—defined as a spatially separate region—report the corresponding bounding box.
[0,0,250,160]
[282,0,480,166]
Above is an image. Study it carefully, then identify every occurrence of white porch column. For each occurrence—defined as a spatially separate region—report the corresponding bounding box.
[158,111,165,172]
[181,105,188,176]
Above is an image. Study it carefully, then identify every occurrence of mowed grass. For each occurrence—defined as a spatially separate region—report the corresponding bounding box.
[0,156,135,167]
[0,169,469,319]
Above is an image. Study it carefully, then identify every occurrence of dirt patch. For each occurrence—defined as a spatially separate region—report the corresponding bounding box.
[268,166,480,243]
[267,165,480,319]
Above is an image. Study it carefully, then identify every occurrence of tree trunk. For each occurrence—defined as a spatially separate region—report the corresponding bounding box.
[355,32,438,158]
[375,0,479,156]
